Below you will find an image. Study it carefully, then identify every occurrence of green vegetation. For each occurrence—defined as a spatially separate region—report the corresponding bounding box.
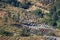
[31,9,44,18]
[45,6,57,26]
[54,0,60,9]
[20,27,31,37]
[45,8,60,28]
[0,0,31,9]
[57,19,60,29]
[0,0,60,39]
[32,30,43,36]
[0,29,13,36]
[7,11,20,23]
[48,32,56,36]
[21,1,31,9]
[44,0,60,29]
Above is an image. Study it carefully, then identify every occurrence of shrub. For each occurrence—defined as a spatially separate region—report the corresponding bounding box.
[20,27,31,37]
[0,30,13,36]
[48,32,56,36]
[31,9,43,18]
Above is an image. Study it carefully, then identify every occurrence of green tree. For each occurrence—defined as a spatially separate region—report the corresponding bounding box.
[45,6,58,27]
[53,0,60,9]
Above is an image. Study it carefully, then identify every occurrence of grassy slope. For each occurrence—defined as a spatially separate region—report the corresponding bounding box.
[0,0,60,40]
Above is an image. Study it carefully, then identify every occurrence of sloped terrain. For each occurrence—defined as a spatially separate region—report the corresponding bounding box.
[0,0,60,40]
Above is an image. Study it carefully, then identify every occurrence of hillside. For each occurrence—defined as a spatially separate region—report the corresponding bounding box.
[0,0,60,40]
[0,0,56,24]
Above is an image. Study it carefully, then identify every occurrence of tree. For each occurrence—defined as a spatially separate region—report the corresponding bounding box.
[53,0,60,9]
[45,6,58,27]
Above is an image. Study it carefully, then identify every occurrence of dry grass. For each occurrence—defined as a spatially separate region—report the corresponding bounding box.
[0,35,44,40]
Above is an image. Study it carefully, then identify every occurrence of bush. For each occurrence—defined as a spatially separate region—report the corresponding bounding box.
[20,27,31,37]
[48,32,56,36]
[57,19,60,29]
[21,2,31,9]
[0,30,13,36]
[31,9,43,18]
